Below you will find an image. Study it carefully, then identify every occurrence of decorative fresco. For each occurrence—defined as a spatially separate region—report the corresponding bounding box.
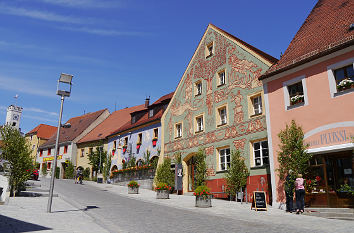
[162,26,273,193]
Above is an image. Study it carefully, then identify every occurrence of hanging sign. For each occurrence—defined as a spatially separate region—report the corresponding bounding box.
[43,155,62,162]
[251,191,267,211]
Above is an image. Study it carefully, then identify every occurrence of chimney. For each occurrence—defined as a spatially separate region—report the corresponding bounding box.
[145,97,150,108]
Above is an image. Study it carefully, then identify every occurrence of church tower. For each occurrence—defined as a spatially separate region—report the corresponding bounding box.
[6,105,23,130]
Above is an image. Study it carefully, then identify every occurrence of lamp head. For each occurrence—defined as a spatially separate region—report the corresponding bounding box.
[57,73,73,97]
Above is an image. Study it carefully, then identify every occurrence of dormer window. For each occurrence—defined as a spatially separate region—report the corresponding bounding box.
[132,115,136,124]
[149,109,154,118]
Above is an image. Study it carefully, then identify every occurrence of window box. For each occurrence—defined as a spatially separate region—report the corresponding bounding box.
[136,144,141,150]
[290,94,304,105]
[122,145,127,153]
[152,138,158,147]
[337,78,354,92]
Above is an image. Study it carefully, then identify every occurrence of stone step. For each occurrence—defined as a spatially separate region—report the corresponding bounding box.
[25,181,41,187]
[305,208,354,213]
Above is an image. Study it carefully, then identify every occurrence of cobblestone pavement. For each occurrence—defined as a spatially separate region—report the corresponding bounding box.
[41,178,354,233]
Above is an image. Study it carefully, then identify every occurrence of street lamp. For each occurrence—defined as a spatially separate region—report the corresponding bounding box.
[47,73,73,213]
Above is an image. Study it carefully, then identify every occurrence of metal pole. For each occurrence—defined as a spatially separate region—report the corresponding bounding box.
[47,96,64,213]
[99,147,102,174]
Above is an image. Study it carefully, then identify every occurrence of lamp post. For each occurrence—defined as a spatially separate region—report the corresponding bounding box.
[47,73,73,213]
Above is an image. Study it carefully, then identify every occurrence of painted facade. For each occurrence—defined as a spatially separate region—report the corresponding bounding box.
[108,122,162,170]
[76,141,108,176]
[260,0,354,208]
[160,24,277,202]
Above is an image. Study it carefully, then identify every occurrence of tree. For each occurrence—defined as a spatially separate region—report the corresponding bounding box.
[195,148,207,187]
[88,146,107,175]
[277,120,312,191]
[41,163,48,176]
[64,161,75,179]
[103,153,111,181]
[173,151,182,164]
[0,125,33,196]
[225,150,249,196]
[143,150,151,165]
[126,154,136,168]
[155,157,174,188]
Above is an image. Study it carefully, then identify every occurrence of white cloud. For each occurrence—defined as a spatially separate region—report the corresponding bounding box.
[59,26,146,36]
[0,4,92,24]
[0,75,55,98]
[24,107,58,117]
[22,114,57,123]
[35,0,123,8]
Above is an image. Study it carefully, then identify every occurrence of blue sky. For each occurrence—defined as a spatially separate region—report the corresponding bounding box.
[0,0,318,133]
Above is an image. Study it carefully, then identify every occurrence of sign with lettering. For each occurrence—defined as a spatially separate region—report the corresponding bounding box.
[251,191,267,211]
[305,127,354,149]
[43,155,62,162]
[175,164,183,191]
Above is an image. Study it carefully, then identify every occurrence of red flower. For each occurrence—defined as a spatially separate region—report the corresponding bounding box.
[315,176,321,182]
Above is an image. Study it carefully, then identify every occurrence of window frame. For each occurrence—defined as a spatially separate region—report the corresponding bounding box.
[217,70,226,87]
[216,104,228,127]
[153,128,159,139]
[80,149,85,157]
[252,140,269,167]
[195,114,204,133]
[175,122,182,139]
[252,95,262,115]
[195,81,202,96]
[327,58,354,98]
[48,148,52,156]
[137,133,143,144]
[64,145,68,154]
[218,147,231,171]
[149,109,154,118]
[282,75,308,110]
[205,42,214,59]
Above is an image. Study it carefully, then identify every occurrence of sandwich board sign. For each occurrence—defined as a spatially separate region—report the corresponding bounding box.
[251,191,267,211]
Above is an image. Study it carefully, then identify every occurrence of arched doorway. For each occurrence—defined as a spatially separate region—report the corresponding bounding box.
[184,152,197,192]
[111,165,118,172]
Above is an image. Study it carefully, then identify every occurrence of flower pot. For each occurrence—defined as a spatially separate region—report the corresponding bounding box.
[152,140,157,147]
[128,186,139,194]
[156,190,170,199]
[195,195,212,208]
[123,147,127,153]
[136,144,141,150]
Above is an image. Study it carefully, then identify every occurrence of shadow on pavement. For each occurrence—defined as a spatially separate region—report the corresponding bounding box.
[52,205,99,213]
[0,214,51,233]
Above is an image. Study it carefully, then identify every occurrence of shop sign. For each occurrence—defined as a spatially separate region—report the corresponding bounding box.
[305,128,354,148]
[43,155,63,162]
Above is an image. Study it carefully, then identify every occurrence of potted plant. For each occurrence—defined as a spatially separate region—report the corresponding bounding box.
[136,142,141,150]
[152,137,158,147]
[337,78,354,91]
[290,94,304,105]
[122,145,127,153]
[127,180,139,194]
[155,182,171,199]
[194,185,213,207]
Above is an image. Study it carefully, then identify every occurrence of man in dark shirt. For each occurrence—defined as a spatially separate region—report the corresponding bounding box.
[285,170,294,213]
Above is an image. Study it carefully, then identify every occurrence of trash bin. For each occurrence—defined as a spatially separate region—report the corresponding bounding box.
[237,192,243,202]
[97,174,103,183]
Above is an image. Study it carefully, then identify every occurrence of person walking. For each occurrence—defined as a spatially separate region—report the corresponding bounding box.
[295,173,305,214]
[285,170,294,213]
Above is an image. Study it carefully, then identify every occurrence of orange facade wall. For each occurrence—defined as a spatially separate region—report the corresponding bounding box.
[265,51,354,203]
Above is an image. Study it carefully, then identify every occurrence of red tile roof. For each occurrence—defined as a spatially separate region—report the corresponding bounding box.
[26,124,57,140]
[109,92,174,137]
[210,24,278,65]
[41,109,107,147]
[260,0,354,80]
[78,105,146,144]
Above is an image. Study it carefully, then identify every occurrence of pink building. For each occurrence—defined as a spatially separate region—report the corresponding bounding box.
[260,0,354,208]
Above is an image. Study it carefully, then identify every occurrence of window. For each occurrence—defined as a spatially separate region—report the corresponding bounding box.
[89,147,93,155]
[287,82,304,105]
[138,133,142,144]
[48,148,52,156]
[175,123,182,138]
[252,95,262,115]
[113,140,117,149]
[64,145,68,154]
[195,81,202,96]
[124,137,128,145]
[206,42,214,58]
[253,141,269,167]
[80,149,85,157]
[219,148,230,171]
[334,64,354,92]
[218,70,226,86]
[195,116,204,133]
[149,109,154,118]
[47,162,51,170]
[217,106,227,126]
[153,128,158,139]
[40,149,43,157]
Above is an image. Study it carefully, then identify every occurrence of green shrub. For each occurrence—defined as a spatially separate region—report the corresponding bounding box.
[225,150,249,196]
[155,182,172,191]
[155,157,174,188]
[195,148,207,187]
[55,166,60,179]
[83,167,90,179]
[64,161,75,179]
[41,163,48,176]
